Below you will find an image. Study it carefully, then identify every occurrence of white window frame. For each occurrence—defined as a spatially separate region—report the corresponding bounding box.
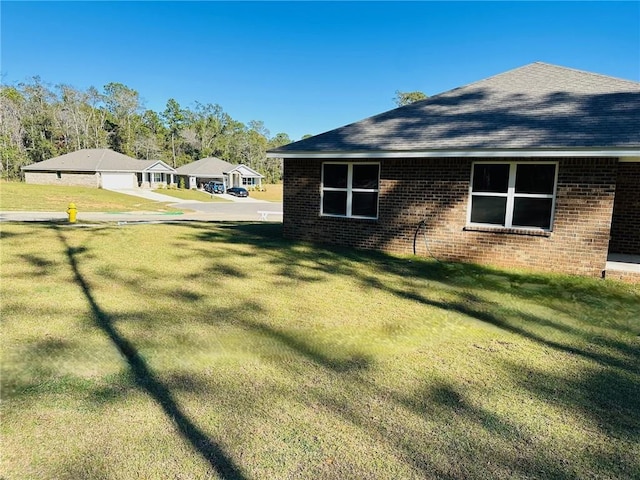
[467,161,559,231]
[321,162,380,219]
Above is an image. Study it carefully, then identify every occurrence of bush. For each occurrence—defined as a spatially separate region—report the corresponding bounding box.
[178,177,186,189]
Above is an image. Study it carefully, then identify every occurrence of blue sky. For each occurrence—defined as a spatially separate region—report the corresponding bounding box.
[2,1,639,141]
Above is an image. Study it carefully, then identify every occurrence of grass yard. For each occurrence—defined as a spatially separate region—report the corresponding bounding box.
[249,183,282,202]
[2,221,639,479]
[0,181,181,213]
[153,188,233,202]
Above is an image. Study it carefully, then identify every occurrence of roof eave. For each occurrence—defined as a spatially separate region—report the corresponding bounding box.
[267,147,640,159]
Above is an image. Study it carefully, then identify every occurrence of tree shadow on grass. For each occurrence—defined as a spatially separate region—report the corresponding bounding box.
[502,361,640,441]
[235,317,371,373]
[410,382,583,479]
[54,227,246,480]
[182,221,639,310]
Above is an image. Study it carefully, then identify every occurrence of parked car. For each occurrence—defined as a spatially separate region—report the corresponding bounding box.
[226,187,248,197]
[204,181,224,194]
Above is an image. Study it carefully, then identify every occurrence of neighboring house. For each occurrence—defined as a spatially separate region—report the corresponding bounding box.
[21,149,177,189]
[267,62,640,281]
[175,157,264,190]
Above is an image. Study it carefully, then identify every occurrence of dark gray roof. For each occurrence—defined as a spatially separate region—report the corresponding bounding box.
[21,149,175,172]
[270,62,640,154]
[175,157,235,176]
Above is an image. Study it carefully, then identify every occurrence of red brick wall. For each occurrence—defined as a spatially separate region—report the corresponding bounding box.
[283,157,618,278]
[604,270,640,284]
[609,162,640,255]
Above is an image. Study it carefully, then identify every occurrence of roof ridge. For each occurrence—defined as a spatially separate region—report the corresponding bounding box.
[95,148,109,170]
[532,61,640,86]
[441,62,640,97]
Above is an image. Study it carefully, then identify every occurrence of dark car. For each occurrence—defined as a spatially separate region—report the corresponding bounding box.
[227,187,248,197]
[204,181,224,194]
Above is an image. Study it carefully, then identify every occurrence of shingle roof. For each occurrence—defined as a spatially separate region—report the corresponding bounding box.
[270,62,640,154]
[175,157,235,176]
[21,149,171,172]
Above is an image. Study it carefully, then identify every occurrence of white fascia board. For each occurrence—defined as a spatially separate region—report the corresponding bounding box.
[268,148,640,159]
[227,164,265,177]
[143,161,177,172]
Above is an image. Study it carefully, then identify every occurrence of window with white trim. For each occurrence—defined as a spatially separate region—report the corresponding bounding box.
[468,162,558,230]
[321,162,380,218]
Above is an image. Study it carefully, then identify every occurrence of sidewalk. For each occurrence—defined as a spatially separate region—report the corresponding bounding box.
[0,208,278,223]
[104,188,197,203]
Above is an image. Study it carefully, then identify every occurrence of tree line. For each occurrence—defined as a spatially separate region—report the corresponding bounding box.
[0,77,294,183]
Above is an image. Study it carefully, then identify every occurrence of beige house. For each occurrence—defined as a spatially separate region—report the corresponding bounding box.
[175,157,264,190]
[22,149,177,189]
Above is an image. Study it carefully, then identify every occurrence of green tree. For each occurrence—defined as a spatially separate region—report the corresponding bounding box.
[19,77,60,163]
[135,109,166,160]
[103,82,141,155]
[0,86,29,178]
[393,90,427,107]
[162,98,185,167]
[191,102,229,158]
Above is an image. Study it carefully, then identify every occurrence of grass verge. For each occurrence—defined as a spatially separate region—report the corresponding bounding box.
[249,183,282,202]
[0,182,180,213]
[2,221,638,479]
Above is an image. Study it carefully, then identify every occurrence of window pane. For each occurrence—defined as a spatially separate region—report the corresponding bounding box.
[353,164,379,189]
[352,192,378,217]
[322,191,347,215]
[515,164,556,194]
[470,196,507,225]
[513,198,553,228]
[323,164,348,188]
[472,164,509,193]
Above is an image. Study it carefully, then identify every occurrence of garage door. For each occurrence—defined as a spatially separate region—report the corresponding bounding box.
[101,173,134,189]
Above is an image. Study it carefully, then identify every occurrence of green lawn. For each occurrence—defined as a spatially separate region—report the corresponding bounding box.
[249,183,282,202]
[2,222,638,479]
[153,188,232,202]
[0,181,181,213]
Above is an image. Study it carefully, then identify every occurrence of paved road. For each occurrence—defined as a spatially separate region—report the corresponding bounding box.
[1,202,283,223]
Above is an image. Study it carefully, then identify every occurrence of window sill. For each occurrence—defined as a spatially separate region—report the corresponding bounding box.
[464,225,551,237]
[320,214,379,222]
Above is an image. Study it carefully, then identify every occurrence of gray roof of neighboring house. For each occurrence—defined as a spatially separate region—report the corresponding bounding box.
[175,157,236,176]
[21,149,174,172]
[269,62,640,154]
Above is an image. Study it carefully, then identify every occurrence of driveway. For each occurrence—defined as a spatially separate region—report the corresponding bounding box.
[104,188,200,203]
[106,188,269,204]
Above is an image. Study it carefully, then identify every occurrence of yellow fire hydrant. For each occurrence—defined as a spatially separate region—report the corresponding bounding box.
[67,203,77,223]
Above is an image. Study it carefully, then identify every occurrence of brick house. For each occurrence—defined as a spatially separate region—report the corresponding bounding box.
[268,63,640,281]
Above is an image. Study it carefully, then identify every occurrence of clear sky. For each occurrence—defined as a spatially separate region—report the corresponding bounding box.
[2,1,639,142]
